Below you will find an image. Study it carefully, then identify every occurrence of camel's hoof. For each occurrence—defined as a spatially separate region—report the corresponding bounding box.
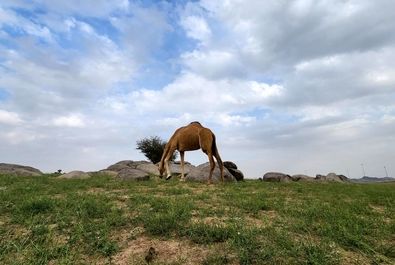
[166,175,172,180]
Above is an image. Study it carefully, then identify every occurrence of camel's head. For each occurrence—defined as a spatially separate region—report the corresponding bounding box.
[158,161,165,178]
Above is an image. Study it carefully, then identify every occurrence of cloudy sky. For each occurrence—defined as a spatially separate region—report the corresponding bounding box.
[1,0,394,178]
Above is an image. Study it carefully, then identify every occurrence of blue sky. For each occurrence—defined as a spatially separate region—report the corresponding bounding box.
[1,0,395,178]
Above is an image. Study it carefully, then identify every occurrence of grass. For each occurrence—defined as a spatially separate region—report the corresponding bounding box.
[0,174,394,264]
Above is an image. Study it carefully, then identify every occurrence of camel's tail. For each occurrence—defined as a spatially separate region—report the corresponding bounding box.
[212,134,224,179]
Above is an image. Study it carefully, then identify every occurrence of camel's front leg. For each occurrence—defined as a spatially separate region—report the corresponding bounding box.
[165,146,176,180]
[164,159,171,180]
[180,151,186,181]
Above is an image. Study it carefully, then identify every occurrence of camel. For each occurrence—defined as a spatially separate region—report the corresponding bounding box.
[158,122,224,184]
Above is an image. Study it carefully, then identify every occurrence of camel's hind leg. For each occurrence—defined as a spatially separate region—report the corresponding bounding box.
[213,146,224,182]
[207,151,215,184]
[199,128,216,184]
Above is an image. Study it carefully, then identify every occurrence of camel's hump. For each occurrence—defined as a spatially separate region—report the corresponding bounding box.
[189,121,202,126]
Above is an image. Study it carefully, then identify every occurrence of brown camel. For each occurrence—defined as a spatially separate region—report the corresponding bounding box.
[158,122,224,184]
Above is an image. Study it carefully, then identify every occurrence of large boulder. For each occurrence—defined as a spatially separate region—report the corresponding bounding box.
[223,161,237,170]
[135,163,160,175]
[106,160,140,172]
[223,161,244,181]
[59,171,91,179]
[186,162,235,183]
[228,168,244,181]
[316,173,348,182]
[168,161,196,175]
[105,160,159,175]
[117,168,150,181]
[0,163,42,177]
[262,172,292,182]
[291,174,315,182]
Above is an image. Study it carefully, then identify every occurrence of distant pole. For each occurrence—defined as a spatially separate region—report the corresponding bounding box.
[384,166,389,178]
[361,163,366,177]
[346,168,350,179]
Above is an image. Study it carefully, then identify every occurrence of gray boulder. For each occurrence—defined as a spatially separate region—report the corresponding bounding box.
[117,168,150,181]
[223,161,237,170]
[316,173,348,182]
[186,162,235,183]
[228,168,244,181]
[106,160,140,172]
[223,161,244,181]
[168,161,196,175]
[291,174,315,182]
[59,171,91,179]
[106,160,159,175]
[0,163,42,177]
[136,163,159,175]
[97,170,118,177]
[262,172,292,182]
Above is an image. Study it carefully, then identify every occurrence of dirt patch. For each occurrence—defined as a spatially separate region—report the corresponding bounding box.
[191,216,228,226]
[112,236,213,265]
[87,187,106,194]
[338,248,371,265]
[369,204,385,214]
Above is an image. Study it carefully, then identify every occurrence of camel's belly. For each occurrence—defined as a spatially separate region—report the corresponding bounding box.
[177,134,200,151]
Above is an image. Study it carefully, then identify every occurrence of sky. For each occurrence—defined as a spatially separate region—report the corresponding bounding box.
[0,0,394,179]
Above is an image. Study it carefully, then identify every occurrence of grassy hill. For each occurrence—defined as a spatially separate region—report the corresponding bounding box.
[0,174,394,264]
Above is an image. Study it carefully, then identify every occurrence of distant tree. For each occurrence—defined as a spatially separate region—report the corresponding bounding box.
[136,136,177,164]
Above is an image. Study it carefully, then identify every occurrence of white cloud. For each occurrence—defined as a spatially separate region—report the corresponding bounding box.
[130,72,283,117]
[53,114,86,127]
[180,15,211,44]
[0,110,23,125]
[182,50,246,79]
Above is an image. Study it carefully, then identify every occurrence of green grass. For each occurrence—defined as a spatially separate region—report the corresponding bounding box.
[0,174,394,264]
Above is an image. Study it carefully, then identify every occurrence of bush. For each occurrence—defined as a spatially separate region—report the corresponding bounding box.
[136,136,177,164]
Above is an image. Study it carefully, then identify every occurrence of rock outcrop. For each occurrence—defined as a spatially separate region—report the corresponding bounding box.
[117,168,150,181]
[291,174,315,182]
[186,162,235,183]
[223,161,238,170]
[103,160,158,181]
[0,163,42,177]
[262,172,292,182]
[223,160,244,181]
[58,171,91,179]
[168,161,196,175]
[315,173,348,182]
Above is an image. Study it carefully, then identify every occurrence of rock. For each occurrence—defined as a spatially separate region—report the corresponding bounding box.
[228,168,244,181]
[223,161,244,181]
[168,161,196,175]
[106,160,139,172]
[315,173,348,182]
[98,170,118,177]
[136,163,160,175]
[291,174,315,182]
[59,171,91,179]
[186,162,235,183]
[117,168,150,181]
[106,160,159,176]
[145,247,157,263]
[0,163,42,177]
[223,161,237,170]
[262,172,292,182]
